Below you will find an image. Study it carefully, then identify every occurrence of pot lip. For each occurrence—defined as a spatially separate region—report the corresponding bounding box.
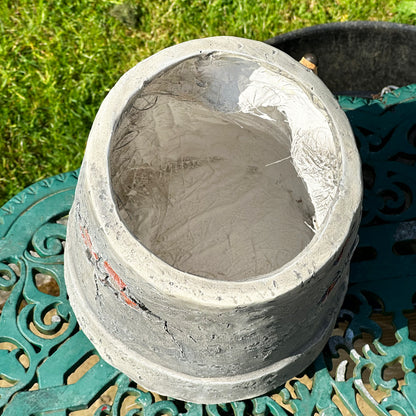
[83,36,362,307]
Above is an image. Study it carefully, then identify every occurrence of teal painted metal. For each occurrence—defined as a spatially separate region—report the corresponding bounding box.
[1,85,416,414]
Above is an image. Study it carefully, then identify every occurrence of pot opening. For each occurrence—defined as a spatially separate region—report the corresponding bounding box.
[109,54,341,281]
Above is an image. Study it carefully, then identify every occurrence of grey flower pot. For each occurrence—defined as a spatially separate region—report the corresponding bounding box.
[64,36,362,404]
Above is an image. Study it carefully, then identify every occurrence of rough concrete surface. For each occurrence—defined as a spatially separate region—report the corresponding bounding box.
[64,36,362,403]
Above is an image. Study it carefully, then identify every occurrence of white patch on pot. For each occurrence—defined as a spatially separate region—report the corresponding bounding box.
[237,66,340,226]
[110,54,341,282]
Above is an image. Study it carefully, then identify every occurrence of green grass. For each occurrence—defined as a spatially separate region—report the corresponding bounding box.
[1,0,415,206]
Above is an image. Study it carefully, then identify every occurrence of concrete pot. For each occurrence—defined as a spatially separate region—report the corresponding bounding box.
[64,36,362,404]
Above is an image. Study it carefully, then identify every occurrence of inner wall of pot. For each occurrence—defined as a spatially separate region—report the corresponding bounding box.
[110,54,341,281]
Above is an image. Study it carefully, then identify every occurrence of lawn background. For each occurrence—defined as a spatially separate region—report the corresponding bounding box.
[1,0,415,206]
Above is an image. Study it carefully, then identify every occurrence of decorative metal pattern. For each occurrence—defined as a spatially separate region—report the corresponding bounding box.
[1,85,416,415]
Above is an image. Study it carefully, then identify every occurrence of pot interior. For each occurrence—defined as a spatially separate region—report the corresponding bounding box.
[109,54,340,281]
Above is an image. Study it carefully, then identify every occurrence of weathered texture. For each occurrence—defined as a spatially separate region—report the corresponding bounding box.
[64,37,362,403]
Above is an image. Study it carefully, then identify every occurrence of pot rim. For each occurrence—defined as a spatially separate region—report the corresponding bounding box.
[83,36,362,307]
[265,20,416,46]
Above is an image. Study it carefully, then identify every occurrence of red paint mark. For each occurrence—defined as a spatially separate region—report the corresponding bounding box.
[320,285,335,303]
[327,281,336,295]
[104,261,126,290]
[334,244,345,265]
[318,272,342,305]
[80,225,98,260]
[79,224,136,308]
[121,291,137,307]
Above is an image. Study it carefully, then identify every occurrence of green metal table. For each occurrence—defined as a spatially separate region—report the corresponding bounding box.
[1,86,416,415]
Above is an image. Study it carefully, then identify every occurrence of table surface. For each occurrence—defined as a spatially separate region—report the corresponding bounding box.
[1,86,416,415]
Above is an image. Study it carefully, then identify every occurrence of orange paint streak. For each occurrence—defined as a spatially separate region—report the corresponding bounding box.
[121,291,137,307]
[104,261,126,290]
[81,226,99,260]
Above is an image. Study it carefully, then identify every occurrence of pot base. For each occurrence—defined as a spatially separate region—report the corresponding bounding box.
[65,250,344,403]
